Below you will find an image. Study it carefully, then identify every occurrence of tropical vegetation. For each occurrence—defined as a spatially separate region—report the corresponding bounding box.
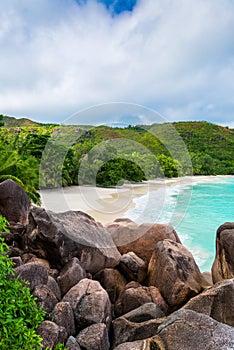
[0,115,233,204]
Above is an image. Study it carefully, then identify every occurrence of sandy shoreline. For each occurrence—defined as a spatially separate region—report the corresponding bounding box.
[40,175,234,224]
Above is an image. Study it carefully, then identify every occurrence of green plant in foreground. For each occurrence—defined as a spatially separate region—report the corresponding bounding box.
[0,216,45,349]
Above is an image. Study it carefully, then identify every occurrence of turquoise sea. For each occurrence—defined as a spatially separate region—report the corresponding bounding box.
[124,177,234,272]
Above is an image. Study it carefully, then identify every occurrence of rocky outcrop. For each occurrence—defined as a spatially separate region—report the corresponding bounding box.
[212,222,234,283]
[106,219,180,263]
[1,181,234,349]
[148,239,210,310]
[25,207,121,273]
[113,310,234,349]
[0,179,30,224]
[183,278,234,327]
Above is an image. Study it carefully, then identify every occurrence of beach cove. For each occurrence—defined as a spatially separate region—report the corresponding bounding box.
[40,175,234,272]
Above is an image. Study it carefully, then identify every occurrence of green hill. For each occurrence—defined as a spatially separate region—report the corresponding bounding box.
[0,115,233,196]
[1,115,41,127]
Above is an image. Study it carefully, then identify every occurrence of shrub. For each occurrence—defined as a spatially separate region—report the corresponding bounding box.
[0,216,45,349]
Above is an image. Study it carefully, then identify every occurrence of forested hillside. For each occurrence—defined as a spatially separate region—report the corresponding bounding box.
[0,114,233,203]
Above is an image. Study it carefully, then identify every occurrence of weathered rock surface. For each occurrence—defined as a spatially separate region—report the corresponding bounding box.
[118,252,147,283]
[183,278,234,327]
[47,276,61,300]
[14,262,48,292]
[33,284,58,315]
[115,281,168,316]
[25,207,121,273]
[113,341,144,350]
[94,268,127,303]
[0,179,30,225]
[76,323,110,350]
[113,337,165,350]
[202,271,213,285]
[112,314,164,347]
[63,278,112,330]
[37,321,67,349]
[57,257,86,296]
[51,302,75,336]
[156,309,234,350]
[106,218,180,263]
[65,336,81,350]
[212,222,234,283]
[148,239,210,309]
[118,302,165,323]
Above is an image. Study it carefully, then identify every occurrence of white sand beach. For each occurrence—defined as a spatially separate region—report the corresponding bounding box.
[40,175,234,224]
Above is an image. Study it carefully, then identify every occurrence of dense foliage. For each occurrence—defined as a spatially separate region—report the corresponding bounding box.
[0,216,45,349]
[0,116,233,200]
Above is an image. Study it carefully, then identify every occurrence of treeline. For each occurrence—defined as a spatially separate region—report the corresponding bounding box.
[0,116,233,203]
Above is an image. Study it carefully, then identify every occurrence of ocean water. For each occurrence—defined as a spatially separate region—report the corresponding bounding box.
[124,177,234,272]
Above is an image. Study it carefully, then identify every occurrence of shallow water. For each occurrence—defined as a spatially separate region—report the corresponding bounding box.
[124,177,234,272]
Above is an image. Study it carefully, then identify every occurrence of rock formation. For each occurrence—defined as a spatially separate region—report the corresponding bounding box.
[148,239,211,309]
[0,179,30,224]
[106,218,181,263]
[0,181,234,349]
[212,222,234,283]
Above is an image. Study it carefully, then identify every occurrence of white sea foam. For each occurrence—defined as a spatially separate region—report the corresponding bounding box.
[124,176,234,272]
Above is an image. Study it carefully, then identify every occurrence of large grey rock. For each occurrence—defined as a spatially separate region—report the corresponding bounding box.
[25,207,121,273]
[63,278,112,330]
[212,222,234,283]
[119,252,147,283]
[51,302,75,336]
[156,309,234,350]
[106,218,180,263]
[148,239,210,310]
[37,321,67,349]
[183,278,234,327]
[0,179,30,224]
[76,323,110,350]
[14,262,48,292]
[94,268,127,303]
[57,257,86,296]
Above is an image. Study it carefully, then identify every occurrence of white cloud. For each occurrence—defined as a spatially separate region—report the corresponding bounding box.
[0,0,234,126]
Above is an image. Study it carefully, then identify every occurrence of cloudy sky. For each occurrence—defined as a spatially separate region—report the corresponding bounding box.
[0,0,234,126]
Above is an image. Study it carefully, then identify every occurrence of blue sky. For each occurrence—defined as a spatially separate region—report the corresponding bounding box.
[88,0,137,14]
[0,0,234,127]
